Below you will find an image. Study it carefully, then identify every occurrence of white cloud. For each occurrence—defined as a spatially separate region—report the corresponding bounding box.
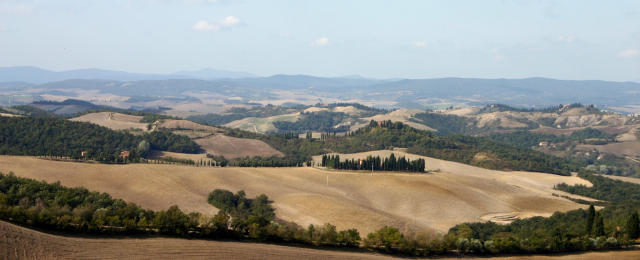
[617,49,639,58]
[193,20,219,31]
[411,41,427,48]
[553,35,575,43]
[193,16,240,31]
[221,16,239,26]
[312,37,329,47]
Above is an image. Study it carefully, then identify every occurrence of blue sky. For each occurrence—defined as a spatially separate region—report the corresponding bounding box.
[0,0,639,81]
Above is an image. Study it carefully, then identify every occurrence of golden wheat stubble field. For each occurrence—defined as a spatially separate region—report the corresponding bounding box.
[0,154,592,235]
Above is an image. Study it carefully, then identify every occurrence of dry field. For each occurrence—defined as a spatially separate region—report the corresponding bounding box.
[0,113,21,117]
[603,175,640,185]
[577,141,640,158]
[224,112,301,133]
[158,119,221,133]
[2,221,639,260]
[69,112,283,159]
[148,150,213,163]
[303,105,368,116]
[193,134,284,159]
[70,112,148,131]
[352,109,436,132]
[0,154,590,235]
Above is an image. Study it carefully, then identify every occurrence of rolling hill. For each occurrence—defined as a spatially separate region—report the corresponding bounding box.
[0,155,591,234]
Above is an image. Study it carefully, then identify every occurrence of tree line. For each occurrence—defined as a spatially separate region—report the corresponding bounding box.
[2,171,640,257]
[321,153,425,172]
[221,120,578,175]
[0,117,200,163]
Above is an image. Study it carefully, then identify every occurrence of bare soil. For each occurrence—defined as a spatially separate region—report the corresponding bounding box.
[577,141,640,157]
[193,134,284,159]
[70,112,148,131]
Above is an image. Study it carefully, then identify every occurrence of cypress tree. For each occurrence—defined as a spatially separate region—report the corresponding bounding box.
[586,205,595,235]
[594,213,605,237]
[626,212,640,239]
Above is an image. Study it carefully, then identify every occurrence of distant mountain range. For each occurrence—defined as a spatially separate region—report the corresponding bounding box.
[0,66,256,83]
[1,66,639,110]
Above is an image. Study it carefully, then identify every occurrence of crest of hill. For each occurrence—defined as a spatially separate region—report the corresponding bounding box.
[428,103,637,135]
[27,99,116,116]
[70,112,148,130]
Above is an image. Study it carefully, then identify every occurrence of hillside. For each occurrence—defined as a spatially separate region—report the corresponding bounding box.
[0,155,590,234]
[4,74,640,114]
[70,112,284,159]
[70,112,148,130]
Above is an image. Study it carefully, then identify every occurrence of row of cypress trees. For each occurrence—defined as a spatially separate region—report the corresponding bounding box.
[321,153,426,172]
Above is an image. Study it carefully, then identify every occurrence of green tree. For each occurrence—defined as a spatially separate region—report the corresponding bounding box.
[137,140,150,157]
[594,213,605,237]
[364,226,405,252]
[586,205,595,235]
[626,212,639,239]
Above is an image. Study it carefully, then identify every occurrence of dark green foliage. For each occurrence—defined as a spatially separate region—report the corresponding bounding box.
[488,131,566,149]
[207,154,229,167]
[446,204,636,254]
[443,170,640,254]
[8,105,56,117]
[223,120,576,175]
[0,117,200,161]
[0,117,140,161]
[228,156,302,167]
[489,131,635,176]
[142,131,200,154]
[339,121,574,175]
[207,189,275,235]
[4,171,640,257]
[410,112,477,135]
[0,172,156,234]
[364,226,405,252]
[586,205,595,235]
[273,111,350,133]
[187,105,297,126]
[139,114,179,123]
[626,212,639,239]
[556,171,640,203]
[594,213,605,237]
[322,153,425,172]
[568,128,614,142]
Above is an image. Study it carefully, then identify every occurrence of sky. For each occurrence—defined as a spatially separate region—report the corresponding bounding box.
[0,0,639,81]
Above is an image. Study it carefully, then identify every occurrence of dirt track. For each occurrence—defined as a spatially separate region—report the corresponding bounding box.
[0,155,590,234]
